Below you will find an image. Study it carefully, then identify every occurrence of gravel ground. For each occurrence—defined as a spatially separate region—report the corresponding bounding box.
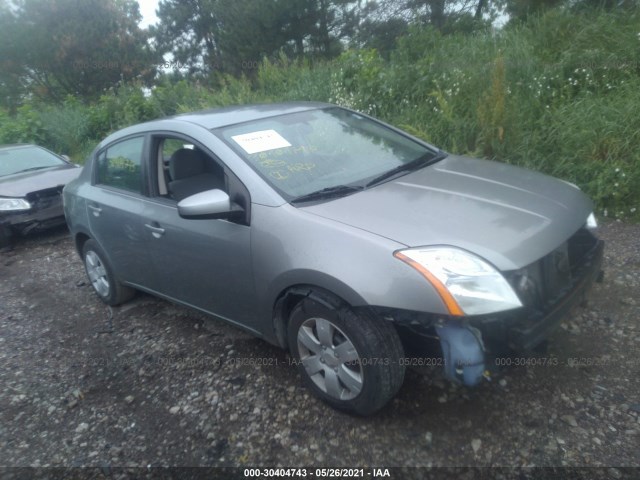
[0,221,639,477]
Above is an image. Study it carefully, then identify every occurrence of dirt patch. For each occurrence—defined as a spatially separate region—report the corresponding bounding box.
[0,222,639,473]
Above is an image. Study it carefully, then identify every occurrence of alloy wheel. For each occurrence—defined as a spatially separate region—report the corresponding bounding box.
[297,317,363,400]
[85,250,110,298]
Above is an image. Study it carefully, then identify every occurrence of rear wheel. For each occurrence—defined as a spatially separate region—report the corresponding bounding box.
[82,239,134,305]
[288,294,405,415]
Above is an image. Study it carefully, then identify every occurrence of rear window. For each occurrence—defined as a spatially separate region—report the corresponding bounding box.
[95,137,144,193]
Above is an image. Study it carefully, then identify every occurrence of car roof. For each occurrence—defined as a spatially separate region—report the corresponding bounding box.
[96,101,335,149]
[170,101,332,130]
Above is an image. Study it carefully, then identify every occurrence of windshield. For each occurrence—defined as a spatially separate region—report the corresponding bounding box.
[215,107,440,200]
[0,146,66,177]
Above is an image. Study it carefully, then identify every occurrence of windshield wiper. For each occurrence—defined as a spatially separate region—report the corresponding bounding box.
[291,185,364,204]
[365,152,447,188]
[14,166,53,174]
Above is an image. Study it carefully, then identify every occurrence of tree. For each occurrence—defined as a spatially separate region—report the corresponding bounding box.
[406,0,447,29]
[279,0,320,58]
[154,0,304,75]
[355,16,410,57]
[0,1,24,111]
[570,0,638,10]
[153,0,359,76]
[311,0,360,57]
[501,0,638,20]
[359,0,501,34]
[215,0,314,74]
[152,0,223,75]
[501,0,565,21]
[0,0,157,104]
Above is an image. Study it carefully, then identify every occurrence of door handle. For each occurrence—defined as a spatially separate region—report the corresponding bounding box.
[88,204,102,216]
[144,223,166,238]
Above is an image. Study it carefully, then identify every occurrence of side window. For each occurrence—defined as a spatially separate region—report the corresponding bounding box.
[154,136,226,202]
[162,139,193,162]
[96,137,144,193]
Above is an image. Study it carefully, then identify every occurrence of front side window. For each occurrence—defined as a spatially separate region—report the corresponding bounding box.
[215,107,439,200]
[96,137,144,193]
[152,136,226,202]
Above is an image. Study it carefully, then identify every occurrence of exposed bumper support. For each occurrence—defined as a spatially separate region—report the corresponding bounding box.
[508,239,604,351]
[1,200,66,236]
[435,323,486,386]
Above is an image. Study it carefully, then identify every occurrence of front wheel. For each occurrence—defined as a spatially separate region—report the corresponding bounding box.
[288,294,405,415]
[82,239,134,306]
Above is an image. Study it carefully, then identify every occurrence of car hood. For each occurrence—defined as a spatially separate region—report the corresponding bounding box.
[302,155,593,270]
[0,165,81,197]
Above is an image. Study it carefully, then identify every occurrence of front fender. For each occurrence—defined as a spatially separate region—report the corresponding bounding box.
[251,203,452,343]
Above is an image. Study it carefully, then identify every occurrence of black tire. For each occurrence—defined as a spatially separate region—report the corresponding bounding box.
[82,239,135,306]
[287,293,405,415]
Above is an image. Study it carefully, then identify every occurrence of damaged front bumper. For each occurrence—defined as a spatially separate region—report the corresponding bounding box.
[384,230,605,387]
[1,187,66,236]
[1,208,67,236]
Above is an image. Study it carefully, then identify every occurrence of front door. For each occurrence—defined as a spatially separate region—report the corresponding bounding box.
[139,136,258,332]
[141,199,257,331]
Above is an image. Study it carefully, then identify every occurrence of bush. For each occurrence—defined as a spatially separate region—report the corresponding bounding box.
[327,9,640,219]
[0,8,638,218]
[0,104,46,147]
[257,53,333,103]
[38,98,94,160]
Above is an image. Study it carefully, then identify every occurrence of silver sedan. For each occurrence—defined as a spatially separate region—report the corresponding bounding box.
[63,102,604,414]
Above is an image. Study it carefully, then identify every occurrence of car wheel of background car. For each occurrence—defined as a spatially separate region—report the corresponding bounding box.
[287,293,405,415]
[82,239,135,306]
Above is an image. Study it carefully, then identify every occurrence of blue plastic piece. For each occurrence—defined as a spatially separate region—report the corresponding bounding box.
[435,323,485,386]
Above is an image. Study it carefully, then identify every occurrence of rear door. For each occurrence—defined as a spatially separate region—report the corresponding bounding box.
[85,135,152,286]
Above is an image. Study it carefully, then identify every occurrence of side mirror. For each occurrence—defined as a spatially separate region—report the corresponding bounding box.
[177,189,243,219]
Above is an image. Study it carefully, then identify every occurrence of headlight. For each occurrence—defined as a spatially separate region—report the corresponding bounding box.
[0,198,31,211]
[394,247,523,316]
[586,212,597,229]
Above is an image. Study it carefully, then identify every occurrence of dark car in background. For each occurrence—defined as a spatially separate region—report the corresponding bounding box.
[0,144,81,248]
[63,102,604,415]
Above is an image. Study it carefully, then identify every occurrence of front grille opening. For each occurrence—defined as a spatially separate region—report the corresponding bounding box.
[506,227,598,312]
[567,227,598,269]
[25,186,63,209]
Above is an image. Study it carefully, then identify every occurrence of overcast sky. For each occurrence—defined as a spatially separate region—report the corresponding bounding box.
[135,0,508,30]
[138,0,160,28]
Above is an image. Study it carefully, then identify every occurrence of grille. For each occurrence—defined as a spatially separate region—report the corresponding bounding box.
[25,186,64,210]
[506,227,598,311]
